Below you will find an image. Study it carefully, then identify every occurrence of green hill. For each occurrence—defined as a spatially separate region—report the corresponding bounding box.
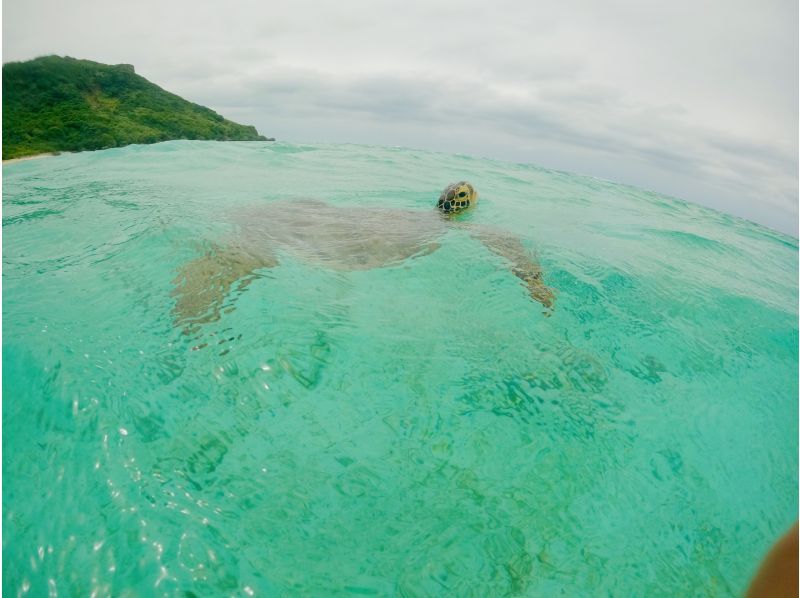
[2,55,271,159]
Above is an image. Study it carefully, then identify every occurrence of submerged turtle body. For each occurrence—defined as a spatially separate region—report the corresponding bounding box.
[172,184,554,329]
[233,199,447,271]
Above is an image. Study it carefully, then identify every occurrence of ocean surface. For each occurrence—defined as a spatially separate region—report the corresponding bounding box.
[3,140,797,596]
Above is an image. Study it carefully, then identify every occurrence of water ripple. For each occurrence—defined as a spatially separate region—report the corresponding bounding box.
[3,141,796,596]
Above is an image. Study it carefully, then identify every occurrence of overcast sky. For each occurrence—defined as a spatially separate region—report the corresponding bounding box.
[4,0,798,235]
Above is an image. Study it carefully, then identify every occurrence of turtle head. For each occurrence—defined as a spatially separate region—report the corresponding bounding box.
[437,181,478,215]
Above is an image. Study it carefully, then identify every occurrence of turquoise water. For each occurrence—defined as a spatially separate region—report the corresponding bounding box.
[3,140,797,596]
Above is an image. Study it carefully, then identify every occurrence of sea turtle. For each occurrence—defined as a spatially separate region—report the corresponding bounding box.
[171,182,555,328]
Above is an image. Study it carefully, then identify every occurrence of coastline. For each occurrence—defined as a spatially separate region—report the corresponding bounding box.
[3,152,61,164]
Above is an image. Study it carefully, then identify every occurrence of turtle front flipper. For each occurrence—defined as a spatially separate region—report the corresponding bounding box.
[171,243,278,331]
[511,265,556,313]
[466,225,556,314]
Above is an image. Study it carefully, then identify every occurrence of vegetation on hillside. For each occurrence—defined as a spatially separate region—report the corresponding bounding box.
[2,55,271,159]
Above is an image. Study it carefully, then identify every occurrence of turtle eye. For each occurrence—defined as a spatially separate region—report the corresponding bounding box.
[458,191,467,198]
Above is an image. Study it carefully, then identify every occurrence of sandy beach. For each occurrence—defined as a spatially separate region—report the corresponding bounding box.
[2,152,61,164]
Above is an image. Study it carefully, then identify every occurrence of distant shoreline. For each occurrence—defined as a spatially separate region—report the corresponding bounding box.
[3,152,61,164]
